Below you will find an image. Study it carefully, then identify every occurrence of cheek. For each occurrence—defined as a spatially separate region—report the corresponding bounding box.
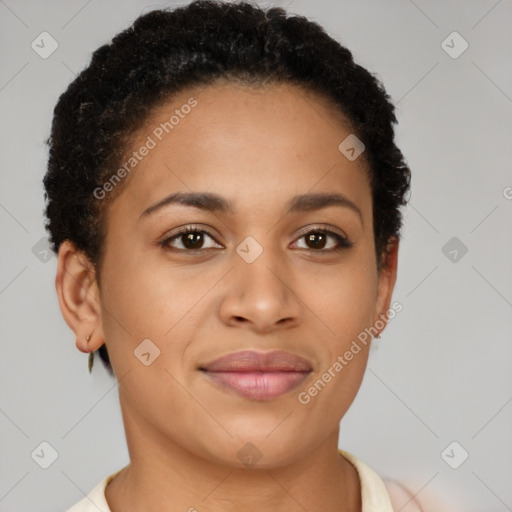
[303,260,377,342]
[298,261,376,401]
[98,251,209,367]
[297,276,374,421]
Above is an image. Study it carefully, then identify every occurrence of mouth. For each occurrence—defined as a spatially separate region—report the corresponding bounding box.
[198,350,313,401]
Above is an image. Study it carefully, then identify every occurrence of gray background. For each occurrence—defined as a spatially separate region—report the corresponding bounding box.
[1,0,511,510]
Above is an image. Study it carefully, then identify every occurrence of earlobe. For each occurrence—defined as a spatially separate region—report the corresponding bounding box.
[55,240,105,354]
[373,237,399,334]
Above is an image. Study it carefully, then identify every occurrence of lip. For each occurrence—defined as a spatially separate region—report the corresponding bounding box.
[200,350,313,372]
[199,350,313,401]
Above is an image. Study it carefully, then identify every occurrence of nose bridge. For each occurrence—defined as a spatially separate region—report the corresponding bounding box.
[216,230,302,330]
[234,233,288,298]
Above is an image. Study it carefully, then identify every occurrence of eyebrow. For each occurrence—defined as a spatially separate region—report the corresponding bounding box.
[140,191,363,224]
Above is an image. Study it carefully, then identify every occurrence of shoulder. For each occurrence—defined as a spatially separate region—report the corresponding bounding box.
[64,473,114,512]
[383,479,425,512]
[384,478,465,512]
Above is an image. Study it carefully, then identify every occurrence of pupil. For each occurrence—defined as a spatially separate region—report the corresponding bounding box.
[307,233,325,249]
[184,232,202,249]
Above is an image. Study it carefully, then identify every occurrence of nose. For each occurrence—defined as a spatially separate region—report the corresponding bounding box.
[217,243,302,333]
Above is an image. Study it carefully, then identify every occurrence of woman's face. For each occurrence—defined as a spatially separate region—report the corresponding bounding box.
[68,81,398,467]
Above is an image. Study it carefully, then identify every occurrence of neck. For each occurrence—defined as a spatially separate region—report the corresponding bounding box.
[105,398,361,512]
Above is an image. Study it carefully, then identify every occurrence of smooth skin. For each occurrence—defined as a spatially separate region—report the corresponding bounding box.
[56,81,399,512]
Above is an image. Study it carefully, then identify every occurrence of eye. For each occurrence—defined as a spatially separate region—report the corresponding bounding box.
[292,227,353,252]
[159,225,353,253]
[159,226,221,251]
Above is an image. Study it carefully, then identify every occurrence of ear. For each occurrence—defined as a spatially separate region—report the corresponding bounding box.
[55,240,105,354]
[373,237,399,334]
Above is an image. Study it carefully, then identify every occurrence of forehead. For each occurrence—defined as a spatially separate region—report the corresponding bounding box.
[107,81,372,224]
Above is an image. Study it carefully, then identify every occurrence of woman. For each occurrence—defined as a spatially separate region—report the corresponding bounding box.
[44,1,416,510]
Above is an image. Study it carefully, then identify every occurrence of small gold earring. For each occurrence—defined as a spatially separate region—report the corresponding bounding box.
[86,333,94,373]
[88,351,94,373]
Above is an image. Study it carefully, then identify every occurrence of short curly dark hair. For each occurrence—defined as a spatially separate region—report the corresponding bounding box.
[43,0,411,376]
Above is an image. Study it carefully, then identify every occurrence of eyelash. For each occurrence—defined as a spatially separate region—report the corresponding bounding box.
[158,225,353,253]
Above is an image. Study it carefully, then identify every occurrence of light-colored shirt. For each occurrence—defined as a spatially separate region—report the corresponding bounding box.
[65,449,400,511]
